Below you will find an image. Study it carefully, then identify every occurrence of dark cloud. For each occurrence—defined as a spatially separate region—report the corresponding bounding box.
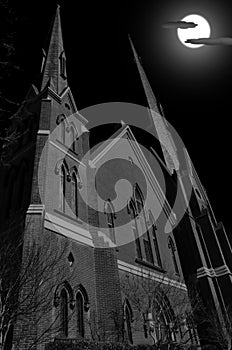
[185,37,232,46]
[162,21,197,29]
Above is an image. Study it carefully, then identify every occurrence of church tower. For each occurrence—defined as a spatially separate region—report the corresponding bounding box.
[41,5,68,95]
[128,36,179,175]
[0,5,123,348]
[1,5,232,349]
[129,37,232,345]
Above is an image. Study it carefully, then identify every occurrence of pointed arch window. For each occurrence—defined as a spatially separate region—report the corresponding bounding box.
[168,236,179,275]
[149,211,162,268]
[128,199,142,259]
[104,199,116,243]
[71,172,78,218]
[134,184,154,264]
[134,184,144,216]
[143,210,154,264]
[59,51,67,79]
[124,300,133,344]
[152,304,167,342]
[60,288,68,337]
[61,120,66,144]
[70,126,76,152]
[68,252,74,267]
[152,295,175,343]
[143,235,154,264]
[76,292,84,337]
[60,165,66,213]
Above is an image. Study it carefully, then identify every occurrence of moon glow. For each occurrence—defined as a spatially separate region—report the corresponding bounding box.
[177,14,211,48]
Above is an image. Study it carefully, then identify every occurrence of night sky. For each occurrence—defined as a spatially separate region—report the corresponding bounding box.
[9,0,232,235]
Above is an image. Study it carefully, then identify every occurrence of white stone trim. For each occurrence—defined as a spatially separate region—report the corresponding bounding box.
[59,88,89,125]
[44,212,94,247]
[37,130,50,135]
[27,204,45,214]
[197,265,232,279]
[215,265,231,277]
[49,140,86,168]
[47,87,62,103]
[118,259,187,291]
[92,135,123,165]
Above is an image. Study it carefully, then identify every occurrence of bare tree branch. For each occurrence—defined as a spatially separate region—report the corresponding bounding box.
[0,234,73,350]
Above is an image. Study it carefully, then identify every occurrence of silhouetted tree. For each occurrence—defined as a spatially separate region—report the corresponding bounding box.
[121,272,201,349]
[0,0,24,159]
[0,235,73,350]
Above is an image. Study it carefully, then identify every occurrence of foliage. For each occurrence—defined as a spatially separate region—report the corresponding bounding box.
[45,339,155,350]
[198,304,232,350]
[45,339,202,350]
[0,232,72,350]
[120,272,200,349]
[0,0,21,110]
[0,0,25,159]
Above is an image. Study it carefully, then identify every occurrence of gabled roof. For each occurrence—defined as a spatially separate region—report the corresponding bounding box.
[90,123,176,225]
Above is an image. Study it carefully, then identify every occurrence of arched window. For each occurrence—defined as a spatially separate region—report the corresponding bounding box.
[71,172,78,218]
[60,288,68,337]
[60,165,66,213]
[143,210,154,265]
[185,313,198,345]
[124,300,133,344]
[76,292,84,337]
[61,120,66,144]
[70,126,75,152]
[153,304,167,342]
[134,184,154,263]
[104,199,116,243]
[128,199,142,259]
[149,211,162,268]
[134,184,144,216]
[168,236,179,275]
[59,51,67,79]
[152,295,175,343]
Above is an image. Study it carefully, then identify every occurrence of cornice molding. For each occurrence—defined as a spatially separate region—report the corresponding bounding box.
[27,204,45,214]
[44,212,94,247]
[49,139,86,168]
[118,259,187,291]
[197,265,232,279]
[37,130,50,135]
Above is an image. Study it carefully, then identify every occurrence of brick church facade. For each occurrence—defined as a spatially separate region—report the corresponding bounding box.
[0,5,232,350]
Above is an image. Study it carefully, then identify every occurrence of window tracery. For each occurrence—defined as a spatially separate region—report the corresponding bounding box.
[104,199,116,243]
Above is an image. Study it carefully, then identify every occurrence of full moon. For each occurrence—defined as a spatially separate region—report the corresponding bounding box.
[177,14,211,48]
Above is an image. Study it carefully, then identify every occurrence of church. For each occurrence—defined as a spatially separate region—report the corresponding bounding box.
[0,5,232,350]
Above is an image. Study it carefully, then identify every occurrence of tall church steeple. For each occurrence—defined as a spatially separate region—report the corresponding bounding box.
[129,36,179,174]
[41,5,68,95]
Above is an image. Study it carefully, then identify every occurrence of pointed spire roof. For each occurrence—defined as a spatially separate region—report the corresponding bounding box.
[129,36,179,173]
[129,36,160,115]
[41,5,68,95]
